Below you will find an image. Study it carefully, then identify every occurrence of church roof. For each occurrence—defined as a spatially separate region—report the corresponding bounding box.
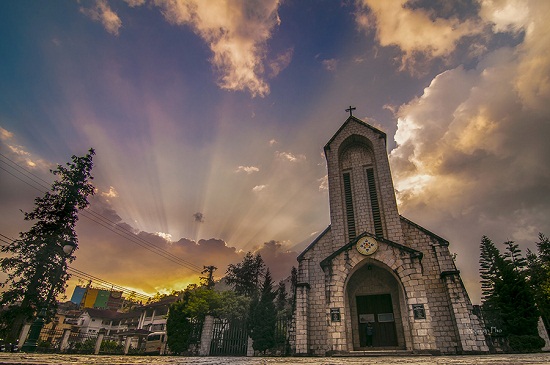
[324,116,387,151]
[296,225,331,261]
[400,215,449,246]
[319,231,423,269]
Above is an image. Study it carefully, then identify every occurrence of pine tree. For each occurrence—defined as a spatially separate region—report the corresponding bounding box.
[290,266,298,311]
[275,280,287,314]
[496,255,539,336]
[479,235,542,350]
[479,235,501,301]
[0,149,95,341]
[504,240,527,271]
[527,233,550,334]
[249,269,276,353]
[536,233,550,263]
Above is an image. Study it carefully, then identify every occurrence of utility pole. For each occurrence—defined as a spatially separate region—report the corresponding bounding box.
[201,266,217,289]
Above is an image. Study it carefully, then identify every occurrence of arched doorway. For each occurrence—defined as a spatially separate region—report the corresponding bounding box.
[346,260,407,350]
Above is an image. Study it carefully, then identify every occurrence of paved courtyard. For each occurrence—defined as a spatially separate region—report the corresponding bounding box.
[0,353,549,365]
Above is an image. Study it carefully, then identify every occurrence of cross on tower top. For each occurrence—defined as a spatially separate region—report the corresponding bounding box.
[345,106,356,117]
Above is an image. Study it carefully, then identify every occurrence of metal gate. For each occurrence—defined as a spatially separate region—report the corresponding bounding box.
[209,318,248,356]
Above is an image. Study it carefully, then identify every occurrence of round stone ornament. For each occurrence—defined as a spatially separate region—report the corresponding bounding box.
[356,236,378,255]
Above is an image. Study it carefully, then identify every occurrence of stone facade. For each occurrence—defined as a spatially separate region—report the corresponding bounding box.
[293,116,488,356]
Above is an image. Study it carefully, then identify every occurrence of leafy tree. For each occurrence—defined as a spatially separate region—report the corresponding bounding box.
[147,290,182,305]
[249,269,276,353]
[215,290,251,321]
[166,286,217,354]
[225,252,265,297]
[166,285,250,354]
[0,149,95,341]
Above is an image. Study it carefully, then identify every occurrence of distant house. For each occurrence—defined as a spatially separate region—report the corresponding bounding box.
[137,296,177,332]
[78,308,121,335]
[76,295,178,335]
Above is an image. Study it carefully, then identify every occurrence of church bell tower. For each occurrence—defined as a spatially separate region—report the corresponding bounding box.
[323,111,403,247]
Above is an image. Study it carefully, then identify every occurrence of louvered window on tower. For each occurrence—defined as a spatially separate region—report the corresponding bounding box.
[343,172,356,240]
[366,168,384,238]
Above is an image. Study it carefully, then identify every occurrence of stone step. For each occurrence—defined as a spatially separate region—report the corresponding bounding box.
[334,349,420,357]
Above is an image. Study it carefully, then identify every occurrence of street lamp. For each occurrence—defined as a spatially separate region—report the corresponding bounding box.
[20,240,76,353]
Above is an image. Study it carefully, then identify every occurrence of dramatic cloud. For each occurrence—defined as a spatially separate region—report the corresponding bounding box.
[123,0,146,7]
[0,127,49,170]
[389,0,550,301]
[268,47,294,78]
[252,184,267,193]
[100,186,119,198]
[318,175,328,192]
[154,0,282,96]
[355,0,484,70]
[0,127,13,140]
[67,196,296,294]
[275,151,306,163]
[155,231,173,241]
[80,0,122,36]
[479,0,530,33]
[235,165,260,174]
[255,240,298,281]
[73,201,243,294]
[322,58,338,72]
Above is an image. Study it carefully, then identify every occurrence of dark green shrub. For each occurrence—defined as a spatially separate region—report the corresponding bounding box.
[508,334,545,352]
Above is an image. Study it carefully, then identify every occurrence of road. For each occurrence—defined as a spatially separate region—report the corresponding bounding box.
[0,353,550,365]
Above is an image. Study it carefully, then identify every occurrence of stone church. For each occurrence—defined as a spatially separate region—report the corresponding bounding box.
[293,114,489,355]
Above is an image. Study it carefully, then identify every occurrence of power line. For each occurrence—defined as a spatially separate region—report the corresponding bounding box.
[0,233,151,302]
[0,153,52,188]
[0,154,203,273]
[67,267,151,302]
[79,209,203,272]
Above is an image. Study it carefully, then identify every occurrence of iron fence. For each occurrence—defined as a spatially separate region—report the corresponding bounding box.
[36,328,64,353]
[99,335,125,355]
[31,316,294,356]
[273,316,291,355]
[209,319,248,356]
[65,331,99,354]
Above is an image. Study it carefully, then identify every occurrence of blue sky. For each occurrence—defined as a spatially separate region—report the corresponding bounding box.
[1,0,549,303]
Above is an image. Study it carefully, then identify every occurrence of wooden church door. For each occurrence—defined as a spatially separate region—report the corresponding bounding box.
[356,294,398,347]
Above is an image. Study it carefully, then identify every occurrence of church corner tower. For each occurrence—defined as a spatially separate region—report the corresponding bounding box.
[293,111,489,356]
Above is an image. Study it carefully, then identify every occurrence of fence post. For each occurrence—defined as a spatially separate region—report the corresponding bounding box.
[199,315,214,356]
[59,329,72,352]
[123,336,132,355]
[94,329,105,355]
[18,323,31,349]
[246,336,254,356]
[538,317,550,351]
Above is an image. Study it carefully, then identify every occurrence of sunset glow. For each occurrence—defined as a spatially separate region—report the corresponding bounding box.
[1,0,549,304]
